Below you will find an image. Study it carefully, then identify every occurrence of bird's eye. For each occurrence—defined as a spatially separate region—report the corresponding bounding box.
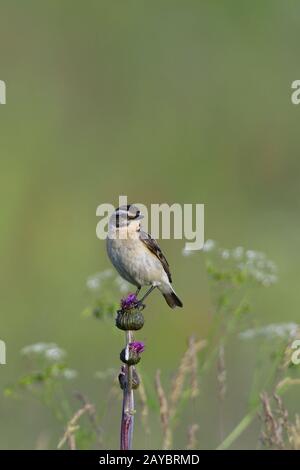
[128,210,140,220]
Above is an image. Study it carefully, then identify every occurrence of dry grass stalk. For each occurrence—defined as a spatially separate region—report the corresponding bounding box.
[186,423,199,450]
[57,402,96,450]
[155,337,206,449]
[288,415,300,450]
[217,344,227,441]
[260,392,285,449]
[258,392,300,450]
[217,344,227,402]
[276,377,300,393]
[74,391,103,447]
[189,336,200,399]
[170,338,206,417]
[155,369,172,450]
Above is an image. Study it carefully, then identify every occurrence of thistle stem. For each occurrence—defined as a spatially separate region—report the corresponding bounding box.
[120,330,135,450]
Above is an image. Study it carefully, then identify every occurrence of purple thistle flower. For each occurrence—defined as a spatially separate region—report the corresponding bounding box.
[129,341,145,354]
[121,293,138,310]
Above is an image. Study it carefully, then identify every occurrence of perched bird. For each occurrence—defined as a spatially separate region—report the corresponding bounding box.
[106,204,183,309]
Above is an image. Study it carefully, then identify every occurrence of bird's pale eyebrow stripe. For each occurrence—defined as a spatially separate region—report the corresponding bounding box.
[127,211,140,220]
[115,206,140,220]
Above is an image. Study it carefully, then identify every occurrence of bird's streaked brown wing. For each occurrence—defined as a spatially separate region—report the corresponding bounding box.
[139,231,172,283]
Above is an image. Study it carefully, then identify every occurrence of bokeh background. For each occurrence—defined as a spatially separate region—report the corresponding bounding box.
[0,0,300,449]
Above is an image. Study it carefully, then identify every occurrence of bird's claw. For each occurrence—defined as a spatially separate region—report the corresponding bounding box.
[134,301,145,311]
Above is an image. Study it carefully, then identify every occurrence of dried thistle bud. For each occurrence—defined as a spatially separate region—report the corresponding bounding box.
[118,365,140,390]
[116,309,144,331]
[116,293,145,330]
[118,365,126,390]
[131,367,140,390]
[120,342,145,365]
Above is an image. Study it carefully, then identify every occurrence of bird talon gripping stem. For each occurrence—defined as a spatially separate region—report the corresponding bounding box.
[134,301,145,311]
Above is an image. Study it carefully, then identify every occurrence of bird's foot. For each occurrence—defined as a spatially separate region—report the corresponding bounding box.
[134,300,145,311]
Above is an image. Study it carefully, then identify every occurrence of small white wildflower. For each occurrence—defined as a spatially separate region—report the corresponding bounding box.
[239,323,299,340]
[62,369,78,380]
[239,329,255,340]
[182,245,195,257]
[221,249,230,260]
[114,276,131,293]
[95,368,117,380]
[256,259,267,270]
[86,277,100,290]
[44,346,66,361]
[21,343,48,356]
[86,270,113,291]
[253,270,264,282]
[246,250,257,260]
[203,239,216,252]
[268,274,278,284]
[100,269,114,279]
[261,274,278,287]
[261,278,271,287]
[265,260,277,273]
[21,343,64,359]
[232,246,244,259]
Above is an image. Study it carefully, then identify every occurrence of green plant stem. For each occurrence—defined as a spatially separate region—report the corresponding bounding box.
[217,408,258,450]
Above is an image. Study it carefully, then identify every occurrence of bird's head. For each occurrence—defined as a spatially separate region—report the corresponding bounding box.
[109,204,143,236]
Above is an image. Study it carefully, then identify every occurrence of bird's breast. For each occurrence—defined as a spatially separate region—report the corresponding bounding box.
[106,237,166,287]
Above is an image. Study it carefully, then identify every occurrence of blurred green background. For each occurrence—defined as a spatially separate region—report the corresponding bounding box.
[0,0,300,449]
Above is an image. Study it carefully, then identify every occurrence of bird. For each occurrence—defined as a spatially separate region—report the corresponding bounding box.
[106,204,183,309]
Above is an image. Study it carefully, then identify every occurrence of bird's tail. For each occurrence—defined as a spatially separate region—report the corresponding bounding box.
[162,288,183,309]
